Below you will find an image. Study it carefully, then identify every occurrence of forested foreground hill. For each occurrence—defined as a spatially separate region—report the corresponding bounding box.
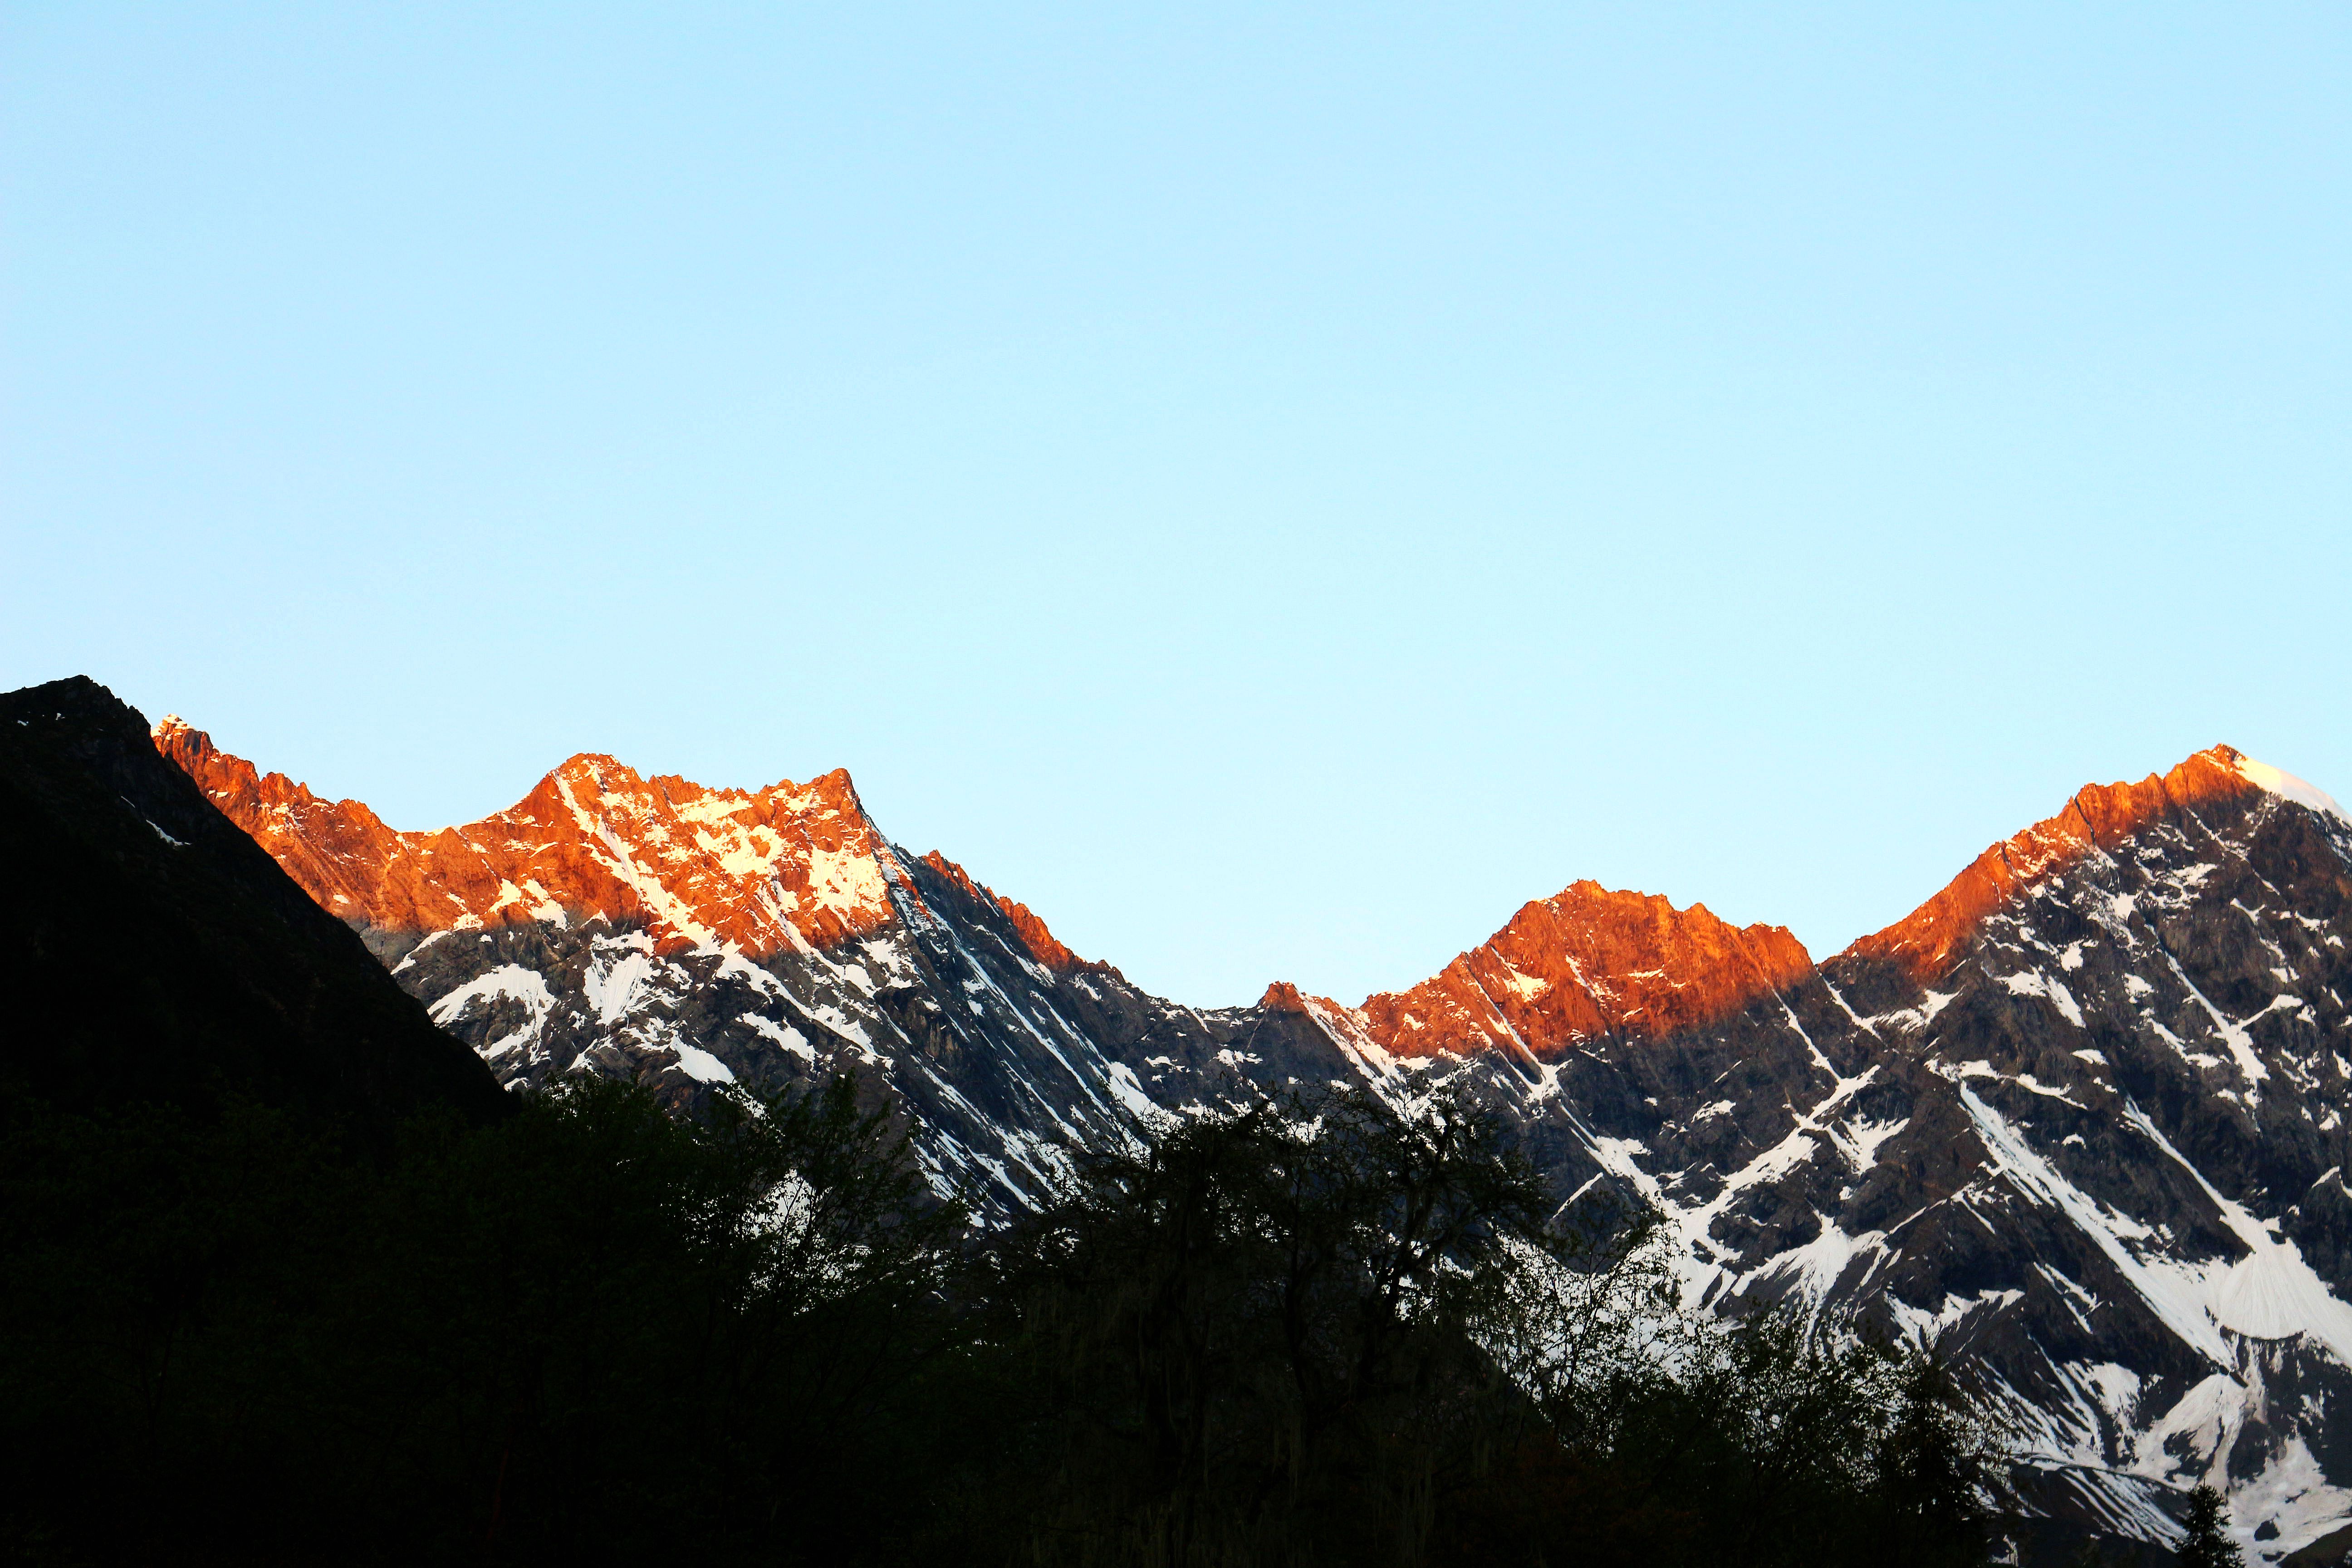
[4,1072,2004,1567]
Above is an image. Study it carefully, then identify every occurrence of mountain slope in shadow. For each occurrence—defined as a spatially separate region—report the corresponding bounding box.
[0,676,506,1127]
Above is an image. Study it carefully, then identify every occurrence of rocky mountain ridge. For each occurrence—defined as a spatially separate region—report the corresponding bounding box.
[153,717,2352,1563]
[153,719,903,956]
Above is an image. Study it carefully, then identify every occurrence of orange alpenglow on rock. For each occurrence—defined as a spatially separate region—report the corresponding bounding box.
[1346,881,1815,1061]
[152,718,901,956]
[1255,980,1387,1049]
[1258,980,1321,1014]
[1845,744,2267,981]
[920,850,1095,973]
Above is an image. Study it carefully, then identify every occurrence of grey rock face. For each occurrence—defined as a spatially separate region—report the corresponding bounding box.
[1489,782,2352,1558]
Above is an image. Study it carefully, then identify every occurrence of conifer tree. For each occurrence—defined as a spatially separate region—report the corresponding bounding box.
[2176,1484,2244,1568]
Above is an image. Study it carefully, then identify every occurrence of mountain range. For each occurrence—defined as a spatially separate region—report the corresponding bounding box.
[132,693,2352,1563]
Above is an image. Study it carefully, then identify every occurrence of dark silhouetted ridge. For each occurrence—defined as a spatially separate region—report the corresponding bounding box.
[0,676,507,1126]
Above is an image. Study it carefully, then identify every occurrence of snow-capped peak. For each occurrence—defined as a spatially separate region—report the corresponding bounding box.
[2229,751,2350,823]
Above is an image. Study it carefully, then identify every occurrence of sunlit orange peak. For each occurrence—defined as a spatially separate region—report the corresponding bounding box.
[152,718,897,956]
[1845,744,2284,980]
[1355,880,1813,1061]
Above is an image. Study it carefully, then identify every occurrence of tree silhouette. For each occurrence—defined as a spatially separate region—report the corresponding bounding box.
[2177,1484,2245,1568]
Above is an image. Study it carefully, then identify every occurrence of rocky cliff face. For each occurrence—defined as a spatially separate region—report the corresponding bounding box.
[1419,744,2352,1561]
[157,722,2352,1562]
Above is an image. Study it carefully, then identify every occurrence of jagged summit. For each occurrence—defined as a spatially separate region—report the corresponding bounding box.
[1256,744,2341,1065]
[1844,744,2303,980]
[154,719,897,956]
[1334,880,1813,1061]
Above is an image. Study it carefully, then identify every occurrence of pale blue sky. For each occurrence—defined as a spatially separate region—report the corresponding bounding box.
[5,5,2348,1004]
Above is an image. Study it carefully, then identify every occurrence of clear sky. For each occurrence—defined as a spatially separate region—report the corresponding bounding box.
[5,5,2348,1006]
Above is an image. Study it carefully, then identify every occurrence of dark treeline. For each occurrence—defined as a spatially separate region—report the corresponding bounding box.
[0,1075,1994,1567]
